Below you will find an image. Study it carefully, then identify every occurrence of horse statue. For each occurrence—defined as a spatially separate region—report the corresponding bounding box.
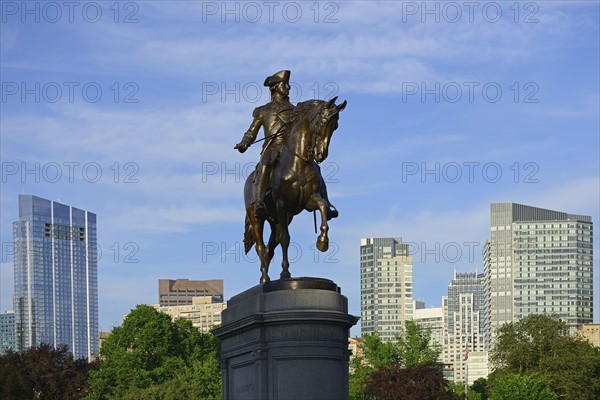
[243,97,347,283]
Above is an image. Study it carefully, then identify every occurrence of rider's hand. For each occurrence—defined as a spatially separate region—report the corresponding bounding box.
[234,143,248,153]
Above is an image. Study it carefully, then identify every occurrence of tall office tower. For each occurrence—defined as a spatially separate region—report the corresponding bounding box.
[13,195,98,359]
[442,272,487,383]
[484,203,593,340]
[360,237,413,341]
[158,279,224,307]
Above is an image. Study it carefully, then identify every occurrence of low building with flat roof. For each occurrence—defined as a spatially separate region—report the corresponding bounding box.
[579,324,600,347]
[158,279,223,307]
[155,296,226,333]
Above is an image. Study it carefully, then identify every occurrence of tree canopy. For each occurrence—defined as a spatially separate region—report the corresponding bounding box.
[0,343,99,400]
[396,319,441,368]
[85,304,221,400]
[363,365,460,400]
[489,373,556,400]
[350,320,444,400]
[489,314,600,400]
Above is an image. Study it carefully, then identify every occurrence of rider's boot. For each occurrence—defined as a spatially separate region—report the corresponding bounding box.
[254,172,267,217]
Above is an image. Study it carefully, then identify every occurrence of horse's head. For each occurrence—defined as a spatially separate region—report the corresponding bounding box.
[312,97,347,163]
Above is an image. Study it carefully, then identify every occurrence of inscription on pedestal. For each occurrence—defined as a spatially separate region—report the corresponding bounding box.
[235,383,255,396]
[231,361,260,400]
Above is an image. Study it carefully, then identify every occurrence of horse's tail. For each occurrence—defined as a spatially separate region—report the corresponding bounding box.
[243,214,254,254]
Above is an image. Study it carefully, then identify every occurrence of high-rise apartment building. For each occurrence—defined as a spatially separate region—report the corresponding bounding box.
[360,237,413,341]
[158,279,223,306]
[442,272,487,383]
[0,310,15,354]
[484,203,593,339]
[13,195,98,359]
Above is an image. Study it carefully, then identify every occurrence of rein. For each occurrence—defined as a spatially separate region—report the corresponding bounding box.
[284,104,324,164]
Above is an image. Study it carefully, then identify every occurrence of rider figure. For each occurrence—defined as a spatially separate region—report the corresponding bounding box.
[235,70,294,216]
[235,70,338,220]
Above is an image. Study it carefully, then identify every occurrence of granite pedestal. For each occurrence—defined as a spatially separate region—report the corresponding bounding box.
[212,277,359,400]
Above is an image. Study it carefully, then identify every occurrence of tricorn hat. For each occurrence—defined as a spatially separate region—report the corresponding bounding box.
[264,70,291,87]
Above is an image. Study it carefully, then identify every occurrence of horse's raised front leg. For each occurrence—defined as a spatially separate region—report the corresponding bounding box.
[276,201,291,279]
[248,209,270,283]
[310,193,329,252]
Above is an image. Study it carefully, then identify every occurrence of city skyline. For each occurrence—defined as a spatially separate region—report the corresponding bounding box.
[1,2,598,336]
[1,193,596,337]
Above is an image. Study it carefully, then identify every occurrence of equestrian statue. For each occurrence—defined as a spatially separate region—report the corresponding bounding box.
[234,70,346,283]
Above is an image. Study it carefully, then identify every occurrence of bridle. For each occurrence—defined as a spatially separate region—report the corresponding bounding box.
[285,102,331,164]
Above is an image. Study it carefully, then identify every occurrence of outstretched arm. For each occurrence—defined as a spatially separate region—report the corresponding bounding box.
[235,108,263,153]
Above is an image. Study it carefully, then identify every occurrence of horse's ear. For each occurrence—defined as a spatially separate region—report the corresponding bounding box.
[337,100,347,112]
[327,96,338,108]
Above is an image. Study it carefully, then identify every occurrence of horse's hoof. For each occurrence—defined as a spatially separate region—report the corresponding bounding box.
[316,236,329,252]
[260,275,270,284]
[280,271,291,279]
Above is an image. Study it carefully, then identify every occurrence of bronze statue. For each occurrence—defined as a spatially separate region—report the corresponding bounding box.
[235,71,346,283]
[235,70,295,216]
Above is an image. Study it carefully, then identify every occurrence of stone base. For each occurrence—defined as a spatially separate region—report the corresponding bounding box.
[212,277,359,400]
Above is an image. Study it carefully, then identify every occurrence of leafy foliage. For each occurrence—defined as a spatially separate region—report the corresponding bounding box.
[85,304,221,400]
[489,373,557,400]
[489,314,600,400]
[363,365,460,400]
[349,321,444,400]
[448,380,484,400]
[397,320,441,367]
[0,343,99,400]
[349,332,399,399]
[471,377,489,400]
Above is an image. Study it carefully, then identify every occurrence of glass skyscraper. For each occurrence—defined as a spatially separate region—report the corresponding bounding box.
[13,195,98,359]
[484,203,593,338]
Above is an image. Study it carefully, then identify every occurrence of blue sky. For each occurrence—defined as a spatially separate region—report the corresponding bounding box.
[1,1,598,335]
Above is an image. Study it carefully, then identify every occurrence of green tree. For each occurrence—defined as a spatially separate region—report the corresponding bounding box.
[489,373,557,400]
[349,321,442,399]
[0,343,99,399]
[349,332,399,399]
[86,304,221,400]
[471,377,489,400]
[397,320,441,367]
[363,365,460,400]
[448,380,483,400]
[490,314,600,400]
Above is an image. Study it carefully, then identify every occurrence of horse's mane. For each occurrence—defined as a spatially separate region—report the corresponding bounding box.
[290,100,326,132]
